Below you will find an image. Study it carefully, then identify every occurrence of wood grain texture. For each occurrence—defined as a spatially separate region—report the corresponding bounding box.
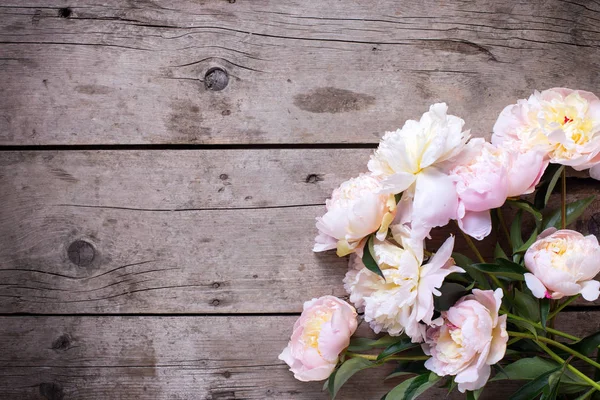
[1,0,599,144]
[0,313,596,400]
[2,150,600,313]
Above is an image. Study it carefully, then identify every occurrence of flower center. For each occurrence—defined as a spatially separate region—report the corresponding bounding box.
[302,309,333,350]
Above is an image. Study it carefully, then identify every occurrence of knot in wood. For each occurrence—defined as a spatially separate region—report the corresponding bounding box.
[39,382,64,400]
[67,240,95,267]
[58,7,72,18]
[51,334,72,351]
[204,68,229,91]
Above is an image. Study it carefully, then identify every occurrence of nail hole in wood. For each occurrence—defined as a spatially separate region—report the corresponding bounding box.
[204,68,229,91]
[58,7,72,18]
[211,299,220,306]
[212,282,220,289]
[67,240,95,267]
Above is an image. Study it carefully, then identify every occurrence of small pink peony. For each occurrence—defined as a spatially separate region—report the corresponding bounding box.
[279,296,358,382]
[423,289,508,393]
[493,88,600,178]
[524,228,600,301]
[313,174,396,257]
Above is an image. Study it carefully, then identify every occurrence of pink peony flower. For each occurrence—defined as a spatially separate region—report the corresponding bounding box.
[313,174,396,257]
[524,228,600,301]
[279,296,358,382]
[493,88,600,178]
[450,139,509,240]
[423,289,508,393]
[344,235,463,342]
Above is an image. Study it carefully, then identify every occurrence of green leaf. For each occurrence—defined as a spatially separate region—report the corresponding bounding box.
[514,228,539,253]
[507,199,543,226]
[568,330,600,357]
[540,298,550,329]
[377,338,419,360]
[452,252,491,290]
[508,366,561,400]
[534,164,564,210]
[542,196,595,230]
[385,361,428,381]
[433,283,468,312]
[510,210,524,253]
[362,235,385,280]
[491,357,558,382]
[513,289,540,321]
[540,362,568,400]
[494,242,508,260]
[395,193,402,204]
[470,261,526,281]
[466,389,483,400]
[328,358,374,399]
[348,335,403,352]
[385,372,440,400]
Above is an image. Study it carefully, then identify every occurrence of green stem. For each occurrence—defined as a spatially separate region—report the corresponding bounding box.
[457,224,486,264]
[561,168,567,229]
[535,340,600,392]
[507,331,600,370]
[548,295,580,321]
[577,388,597,400]
[505,313,579,341]
[345,352,429,362]
[497,208,512,245]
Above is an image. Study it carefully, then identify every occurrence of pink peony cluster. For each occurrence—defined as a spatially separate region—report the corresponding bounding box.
[279,88,600,394]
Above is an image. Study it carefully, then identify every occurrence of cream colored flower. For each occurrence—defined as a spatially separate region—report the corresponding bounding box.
[344,235,463,342]
[368,103,470,239]
[314,174,396,257]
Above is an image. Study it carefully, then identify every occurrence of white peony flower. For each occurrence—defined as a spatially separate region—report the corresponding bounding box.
[368,103,470,239]
[343,234,464,342]
[313,174,396,257]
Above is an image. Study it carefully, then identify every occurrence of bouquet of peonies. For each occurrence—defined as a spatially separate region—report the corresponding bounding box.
[279,88,600,399]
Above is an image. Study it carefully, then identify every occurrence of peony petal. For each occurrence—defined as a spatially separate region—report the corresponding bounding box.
[457,210,492,241]
[313,231,338,252]
[580,280,600,301]
[412,168,459,240]
[487,315,508,365]
[294,364,336,382]
[378,172,417,195]
[524,273,548,299]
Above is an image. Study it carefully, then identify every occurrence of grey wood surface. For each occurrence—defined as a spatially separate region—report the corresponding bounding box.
[1,0,599,144]
[0,313,595,400]
[2,150,598,314]
[2,1,600,399]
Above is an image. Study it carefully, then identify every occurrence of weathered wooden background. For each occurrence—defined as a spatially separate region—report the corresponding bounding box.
[1,1,599,399]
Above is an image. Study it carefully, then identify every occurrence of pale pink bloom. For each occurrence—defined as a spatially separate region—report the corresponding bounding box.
[450,139,508,240]
[313,174,396,257]
[368,103,470,239]
[493,88,600,178]
[423,289,508,393]
[502,144,548,197]
[343,234,464,342]
[279,296,358,382]
[524,228,600,301]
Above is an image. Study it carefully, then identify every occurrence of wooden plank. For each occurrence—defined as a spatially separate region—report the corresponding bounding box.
[0,312,596,399]
[2,150,600,313]
[1,0,599,144]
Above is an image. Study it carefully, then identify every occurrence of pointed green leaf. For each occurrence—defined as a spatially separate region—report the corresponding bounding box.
[513,289,540,321]
[514,228,539,253]
[385,372,440,400]
[362,235,385,280]
[510,210,524,253]
[508,366,561,400]
[540,362,568,400]
[491,357,558,381]
[470,262,526,281]
[452,252,491,290]
[328,358,374,399]
[385,361,428,381]
[433,283,468,312]
[466,389,483,400]
[540,298,550,329]
[534,164,564,209]
[494,243,508,260]
[507,199,543,225]
[377,338,419,360]
[568,330,600,357]
[348,335,404,352]
[542,196,596,230]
